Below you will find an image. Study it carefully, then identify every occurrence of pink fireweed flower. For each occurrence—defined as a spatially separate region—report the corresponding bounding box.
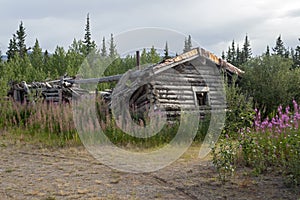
[294,116,299,129]
[295,113,300,120]
[278,105,283,115]
[261,118,269,132]
[271,117,278,125]
[285,106,290,115]
[281,114,290,125]
[267,122,273,129]
[293,99,298,113]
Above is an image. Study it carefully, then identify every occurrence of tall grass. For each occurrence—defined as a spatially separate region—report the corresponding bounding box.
[0,98,78,145]
[94,96,210,149]
[0,97,210,148]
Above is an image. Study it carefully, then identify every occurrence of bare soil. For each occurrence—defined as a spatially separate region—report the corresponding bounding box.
[0,134,299,200]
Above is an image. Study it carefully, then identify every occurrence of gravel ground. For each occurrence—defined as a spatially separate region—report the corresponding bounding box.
[0,135,299,200]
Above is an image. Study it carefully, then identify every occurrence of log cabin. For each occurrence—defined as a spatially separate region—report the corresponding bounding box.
[110,47,244,121]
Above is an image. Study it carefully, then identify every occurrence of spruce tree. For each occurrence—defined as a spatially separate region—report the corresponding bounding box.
[7,34,18,61]
[109,33,117,59]
[163,41,170,59]
[236,45,241,66]
[141,48,147,65]
[292,39,300,68]
[100,37,107,57]
[272,35,287,57]
[226,40,236,65]
[265,45,270,56]
[149,46,161,63]
[52,46,67,76]
[28,39,45,80]
[187,35,192,49]
[66,39,85,76]
[30,39,44,71]
[43,50,52,77]
[221,51,225,60]
[82,13,96,56]
[241,35,252,63]
[183,35,192,53]
[183,37,188,53]
[231,40,236,65]
[16,21,27,58]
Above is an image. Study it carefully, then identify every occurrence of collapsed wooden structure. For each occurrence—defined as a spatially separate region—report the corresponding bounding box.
[8,47,243,120]
[7,78,89,103]
[110,48,244,120]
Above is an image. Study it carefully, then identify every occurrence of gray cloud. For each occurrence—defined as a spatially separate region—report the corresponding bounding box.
[283,8,300,18]
[1,0,300,56]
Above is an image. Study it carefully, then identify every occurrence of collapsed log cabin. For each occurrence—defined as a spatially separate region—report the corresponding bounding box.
[109,47,244,121]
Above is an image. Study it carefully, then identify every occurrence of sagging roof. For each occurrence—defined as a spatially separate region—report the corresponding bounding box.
[153,47,244,76]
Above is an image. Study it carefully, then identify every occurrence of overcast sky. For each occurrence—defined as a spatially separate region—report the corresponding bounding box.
[1,0,300,56]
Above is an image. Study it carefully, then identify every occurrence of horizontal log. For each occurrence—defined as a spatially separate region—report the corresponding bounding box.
[151,76,205,83]
[158,103,198,110]
[152,81,205,87]
[157,94,194,100]
[67,74,122,84]
[155,89,194,96]
[210,100,226,105]
[45,97,60,101]
[154,85,192,90]
[157,72,202,79]
[157,99,196,105]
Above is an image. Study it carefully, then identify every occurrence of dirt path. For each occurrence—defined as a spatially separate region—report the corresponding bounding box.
[0,136,299,200]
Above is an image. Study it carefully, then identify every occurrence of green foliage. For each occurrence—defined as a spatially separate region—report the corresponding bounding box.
[66,39,85,76]
[238,126,300,185]
[183,35,192,53]
[139,47,161,66]
[272,35,289,57]
[226,40,237,65]
[241,35,252,63]
[100,37,107,57]
[30,39,46,79]
[163,41,170,59]
[240,55,299,116]
[211,138,237,183]
[6,21,28,61]
[292,38,300,68]
[52,46,67,76]
[213,102,300,186]
[82,13,96,56]
[7,34,18,61]
[109,33,117,59]
[265,45,270,56]
[16,21,27,58]
[0,60,13,95]
[224,76,254,136]
[225,35,252,67]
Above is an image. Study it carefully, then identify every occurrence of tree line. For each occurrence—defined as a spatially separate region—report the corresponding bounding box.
[0,15,192,95]
[222,34,300,116]
[222,34,300,68]
[1,14,300,116]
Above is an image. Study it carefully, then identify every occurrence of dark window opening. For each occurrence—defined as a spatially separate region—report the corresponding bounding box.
[196,92,208,106]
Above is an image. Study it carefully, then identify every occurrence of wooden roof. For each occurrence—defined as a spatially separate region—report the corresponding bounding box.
[152,47,244,76]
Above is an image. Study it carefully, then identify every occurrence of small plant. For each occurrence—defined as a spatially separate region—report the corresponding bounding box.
[211,137,237,183]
